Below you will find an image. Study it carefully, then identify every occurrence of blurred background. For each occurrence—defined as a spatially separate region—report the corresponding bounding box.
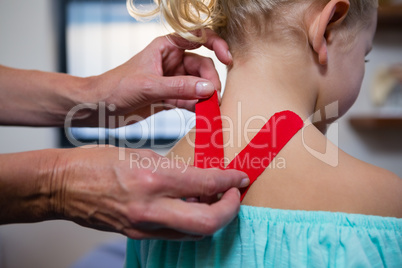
[0,0,401,267]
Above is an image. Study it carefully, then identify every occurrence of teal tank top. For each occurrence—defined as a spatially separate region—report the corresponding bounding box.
[126,206,402,267]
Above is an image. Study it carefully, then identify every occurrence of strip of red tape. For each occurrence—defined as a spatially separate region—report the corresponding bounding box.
[195,91,304,201]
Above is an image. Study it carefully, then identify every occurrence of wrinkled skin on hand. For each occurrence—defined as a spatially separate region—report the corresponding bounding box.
[73,30,233,127]
[51,146,247,240]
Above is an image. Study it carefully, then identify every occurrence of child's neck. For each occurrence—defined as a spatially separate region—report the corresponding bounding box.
[219,54,320,158]
[222,54,318,120]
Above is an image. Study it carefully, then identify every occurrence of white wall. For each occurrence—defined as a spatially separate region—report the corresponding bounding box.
[0,1,123,268]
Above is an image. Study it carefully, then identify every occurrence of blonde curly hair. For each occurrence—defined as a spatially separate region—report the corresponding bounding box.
[127,0,377,53]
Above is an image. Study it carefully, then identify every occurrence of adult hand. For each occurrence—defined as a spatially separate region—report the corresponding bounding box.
[0,30,231,127]
[51,146,248,240]
[73,29,232,127]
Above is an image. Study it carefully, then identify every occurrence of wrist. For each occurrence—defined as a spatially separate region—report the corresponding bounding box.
[56,75,98,125]
[71,75,101,105]
[0,149,62,224]
[38,149,66,220]
[63,74,114,127]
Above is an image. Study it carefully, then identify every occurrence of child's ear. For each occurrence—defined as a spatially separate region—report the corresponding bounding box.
[308,0,350,65]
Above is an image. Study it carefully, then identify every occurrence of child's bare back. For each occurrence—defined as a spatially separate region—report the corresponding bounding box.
[169,116,402,218]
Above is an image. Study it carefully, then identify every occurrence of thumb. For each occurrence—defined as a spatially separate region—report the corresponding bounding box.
[152,76,216,101]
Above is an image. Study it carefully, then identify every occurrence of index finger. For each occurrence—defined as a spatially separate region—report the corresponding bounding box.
[167,29,232,65]
[201,29,233,65]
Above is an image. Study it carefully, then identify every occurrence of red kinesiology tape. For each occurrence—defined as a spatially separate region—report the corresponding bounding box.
[194,91,304,201]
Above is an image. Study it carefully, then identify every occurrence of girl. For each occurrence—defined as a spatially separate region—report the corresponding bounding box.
[126,0,402,266]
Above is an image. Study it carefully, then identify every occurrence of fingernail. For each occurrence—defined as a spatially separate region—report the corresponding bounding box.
[239,178,250,188]
[196,82,214,97]
[227,50,233,61]
[236,189,241,198]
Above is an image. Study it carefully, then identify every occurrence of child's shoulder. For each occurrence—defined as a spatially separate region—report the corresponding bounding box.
[338,151,402,218]
[291,126,401,218]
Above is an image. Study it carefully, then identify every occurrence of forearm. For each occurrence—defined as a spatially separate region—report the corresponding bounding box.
[0,149,61,224]
[0,65,95,126]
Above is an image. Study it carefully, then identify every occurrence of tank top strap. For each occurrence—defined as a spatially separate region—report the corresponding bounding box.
[194,91,304,200]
